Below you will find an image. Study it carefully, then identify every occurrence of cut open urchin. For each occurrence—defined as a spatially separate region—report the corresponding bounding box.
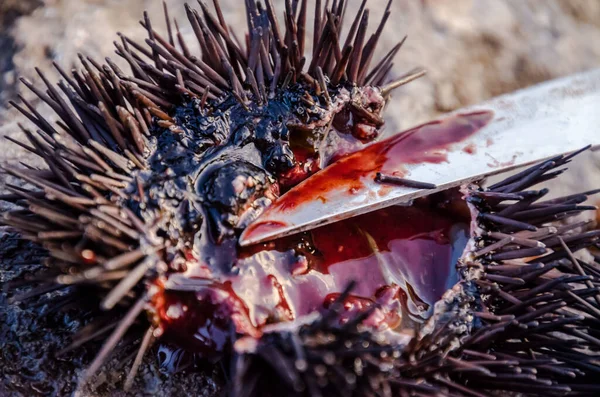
[1,1,599,396]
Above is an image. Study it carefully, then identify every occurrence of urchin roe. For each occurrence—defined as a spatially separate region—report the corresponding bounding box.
[154,192,470,357]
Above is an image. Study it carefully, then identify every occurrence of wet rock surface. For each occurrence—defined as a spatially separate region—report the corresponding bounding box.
[1,1,600,396]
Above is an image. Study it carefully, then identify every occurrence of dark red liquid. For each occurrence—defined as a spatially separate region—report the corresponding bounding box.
[153,281,260,356]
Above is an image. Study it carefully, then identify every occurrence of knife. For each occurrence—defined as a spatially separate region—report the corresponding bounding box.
[239,69,600,247]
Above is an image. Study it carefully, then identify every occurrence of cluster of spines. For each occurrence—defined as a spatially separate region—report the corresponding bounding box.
[119,0,417,110]
[232,148,600,396]
[456,148,600,395]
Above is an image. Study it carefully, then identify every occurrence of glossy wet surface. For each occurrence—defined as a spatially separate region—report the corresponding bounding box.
[156,196,470,357]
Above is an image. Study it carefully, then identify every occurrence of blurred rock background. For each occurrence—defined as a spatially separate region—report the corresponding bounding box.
[0,0,599,395]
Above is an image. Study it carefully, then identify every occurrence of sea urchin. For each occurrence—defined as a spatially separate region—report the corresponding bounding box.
[1,1,600,396]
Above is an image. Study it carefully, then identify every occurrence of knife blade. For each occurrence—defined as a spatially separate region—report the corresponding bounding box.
[239,69,600,247]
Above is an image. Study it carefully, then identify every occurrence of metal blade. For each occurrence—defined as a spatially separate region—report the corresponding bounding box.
[240,69,600,246]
